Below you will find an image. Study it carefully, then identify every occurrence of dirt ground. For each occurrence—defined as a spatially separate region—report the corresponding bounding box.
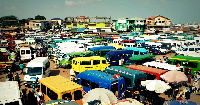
[0,53,200,104]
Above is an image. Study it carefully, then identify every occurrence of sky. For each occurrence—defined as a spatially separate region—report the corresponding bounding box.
[0,0,200,24]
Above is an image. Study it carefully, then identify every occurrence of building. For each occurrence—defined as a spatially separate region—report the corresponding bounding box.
[127,17,145,34]
[144,15,171,34]
[65,16,111,33]
[112,18,128,32]
[25,20,53,31]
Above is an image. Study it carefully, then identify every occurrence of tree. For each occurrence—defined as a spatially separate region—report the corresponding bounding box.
[0,15,18,27]
[35,15,46,20]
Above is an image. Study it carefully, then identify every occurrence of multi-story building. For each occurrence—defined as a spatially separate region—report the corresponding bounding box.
[112,18,128,32]
[65,16,111,32]
[144,15,171,34]
[25,20,52,31]
[127,17,145,34]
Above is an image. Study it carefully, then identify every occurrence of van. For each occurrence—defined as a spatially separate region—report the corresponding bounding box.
[74,70,126,100]
[71,56,109,73]
[24,57,50,86]
[105,50,133,66]
[20,47,31,62]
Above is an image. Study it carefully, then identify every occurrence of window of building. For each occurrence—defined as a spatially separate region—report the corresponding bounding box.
[81,79,90,88]
[158,18,160,20]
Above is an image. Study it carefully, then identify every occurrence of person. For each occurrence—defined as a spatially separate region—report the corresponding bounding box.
[15,73,20,86]
[119,57,124,66]
[35,89,43,105]
[7,72,13,81]
[19,62,24,74]
[185,89,190,100]
[173,88,179,100]
[193,80,199,94]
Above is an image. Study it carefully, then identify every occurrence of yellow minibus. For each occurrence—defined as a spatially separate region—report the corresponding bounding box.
[71,56,110,73]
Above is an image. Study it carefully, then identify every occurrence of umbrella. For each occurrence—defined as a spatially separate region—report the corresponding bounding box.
[117,98,143,105]
[82,88,118,104]
[161,71,188,83]
[141,80,171,93]
[42,99,79,105]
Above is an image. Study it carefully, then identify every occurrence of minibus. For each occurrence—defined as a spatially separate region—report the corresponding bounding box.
[24,57,50,86]
[20,47,32,62]
[167,55,200,75]
[59,51,93,69]
[74,70,126,100]
[105,50,133,66]
[89,46,115,56]
[71,56,110,73]
[125,47,148,56]
[39,75,83,105]
[105,66,147,98]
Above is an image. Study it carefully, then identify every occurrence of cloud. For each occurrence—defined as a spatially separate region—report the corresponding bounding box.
[65,0,102,6]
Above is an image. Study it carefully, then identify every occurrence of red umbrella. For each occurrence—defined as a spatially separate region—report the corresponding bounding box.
[161,71,188,83]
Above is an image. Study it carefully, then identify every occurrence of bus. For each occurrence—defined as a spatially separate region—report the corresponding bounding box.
[39,75,83,105]
[71,56,109,73]
[125,47,148,56]
[105,66,147,98]
[89,46,115,56]
[74,70,126,100]
[105,50,133,66]
[167,55,200,75]
[59,51,93,69]
[121,40,136,47]
[123,54,155,67]
[126,65,168,80]
[24,57,50,86]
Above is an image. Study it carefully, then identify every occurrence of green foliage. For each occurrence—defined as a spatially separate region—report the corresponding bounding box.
[35,15,46,20]
[0,15,18,27]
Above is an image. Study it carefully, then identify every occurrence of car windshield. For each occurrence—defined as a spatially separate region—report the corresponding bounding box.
[26,67,42,75]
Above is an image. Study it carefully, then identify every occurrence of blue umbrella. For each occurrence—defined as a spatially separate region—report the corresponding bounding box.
[170,100,197,105]
[42,99,79,105]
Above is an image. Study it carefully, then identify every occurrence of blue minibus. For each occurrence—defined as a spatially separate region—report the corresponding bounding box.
[74,70,126,100]
[105,50,133,66]
[125,47,148,56]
